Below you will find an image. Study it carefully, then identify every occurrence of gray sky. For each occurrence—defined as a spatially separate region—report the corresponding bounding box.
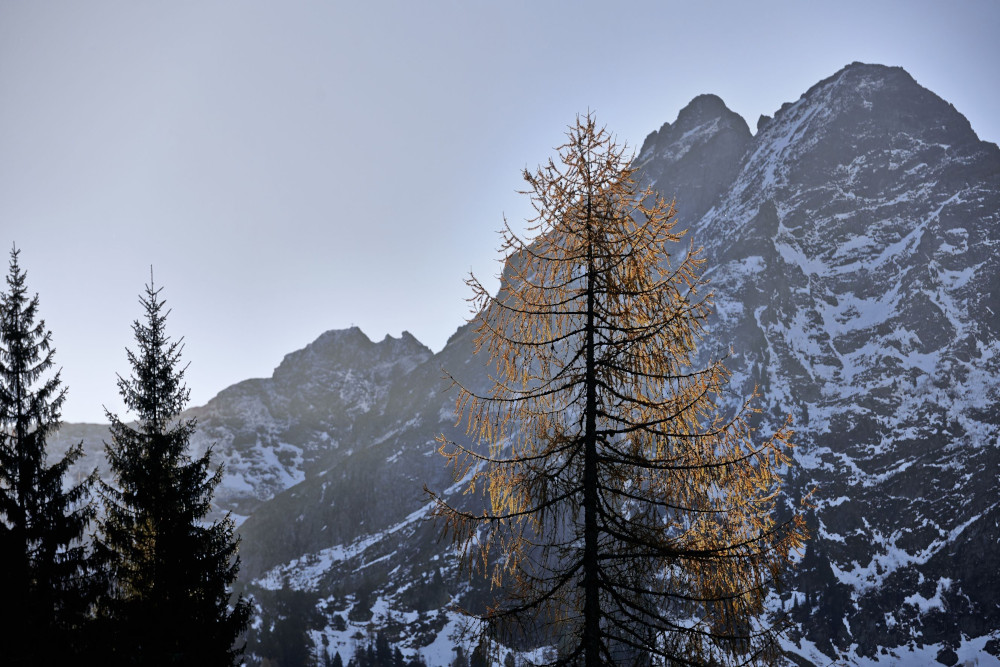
[2,1,998,423]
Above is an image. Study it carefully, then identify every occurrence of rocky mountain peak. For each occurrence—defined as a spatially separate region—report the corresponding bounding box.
[638,94,750,160]
[791,61,915,111]
[272,327,431,385]
[765,61,980,160]
[676,93,738,127]
[636,93,752,225]
[702,61,999,263]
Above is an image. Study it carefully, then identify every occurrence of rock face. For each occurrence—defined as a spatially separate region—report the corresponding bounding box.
[644,62,1000,664]
[637,93,753,224]
[185,327,434,521]
[49,63,999,665]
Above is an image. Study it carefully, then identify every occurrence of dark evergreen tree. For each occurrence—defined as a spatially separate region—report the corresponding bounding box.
[469,642,488,667]
[451,645,469,667]
[0,246,97,664]
[375,632,392,666]
[95,276,251,665]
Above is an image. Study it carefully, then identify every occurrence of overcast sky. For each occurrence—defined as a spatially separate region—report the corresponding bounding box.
[2,1,998,423]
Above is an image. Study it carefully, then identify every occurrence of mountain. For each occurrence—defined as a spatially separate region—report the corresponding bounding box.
[186,327,434,523]
[50,63,999,666]
[636,61,1000,665]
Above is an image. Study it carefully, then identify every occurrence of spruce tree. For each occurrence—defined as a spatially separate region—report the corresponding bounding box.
[0,246,97,664]
[96,276,251,665]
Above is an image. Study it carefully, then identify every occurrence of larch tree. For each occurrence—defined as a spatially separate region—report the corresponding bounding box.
[432,115,808,666]
[0,246,97,664]
[95,276,251,666]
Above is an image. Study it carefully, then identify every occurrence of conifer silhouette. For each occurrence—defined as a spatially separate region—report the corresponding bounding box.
[0,246,97,664]
[96,274,250,665]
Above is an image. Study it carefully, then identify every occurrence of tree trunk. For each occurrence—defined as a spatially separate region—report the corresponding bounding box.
[582,230,601,666]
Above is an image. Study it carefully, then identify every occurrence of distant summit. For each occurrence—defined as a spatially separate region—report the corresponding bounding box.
[775,61,980,153]
[272,327,431,385]
[637,93,751,224]
[638,93,750,160]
